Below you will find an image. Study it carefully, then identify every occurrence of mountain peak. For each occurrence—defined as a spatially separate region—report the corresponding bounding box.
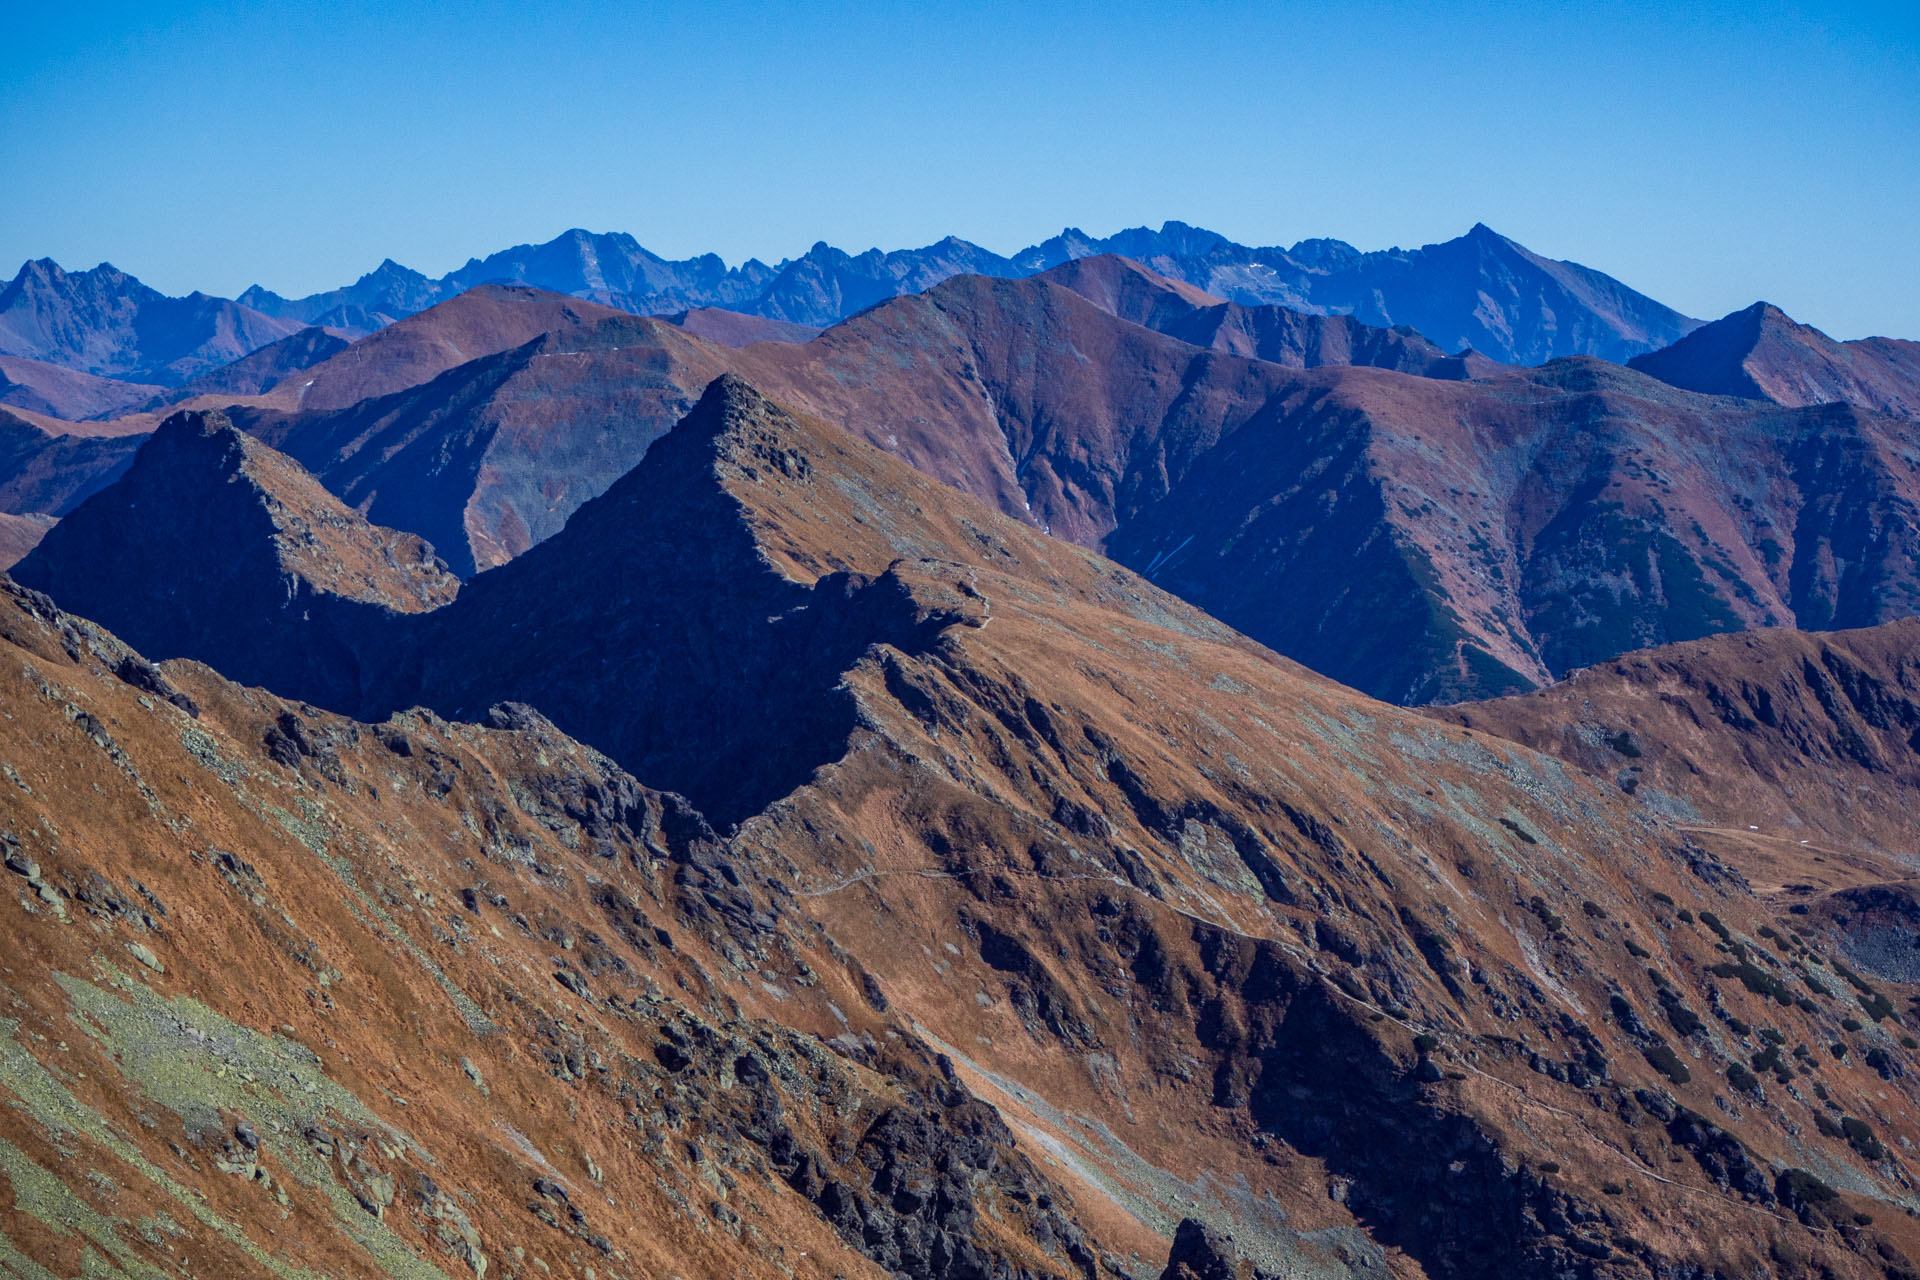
[12,408,457,705]
[1630,297,1920,414]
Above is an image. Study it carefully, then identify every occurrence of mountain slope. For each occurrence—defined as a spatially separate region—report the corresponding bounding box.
[1435,617,1920,862]
[12,409,458,706]
[239,308,737,575]
[37,373,1920,1277]
[1630,301,1920,418]
[0,511,55,567]
[0,407,147,517]
[209,273,1920,703]
[0,576,1112,1280]
[0,258,302,384]
[0,354,162,419]
[665,307,821,347]
[155,324,352,402]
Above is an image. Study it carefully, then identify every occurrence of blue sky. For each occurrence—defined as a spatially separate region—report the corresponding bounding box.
[4,0,1916,338]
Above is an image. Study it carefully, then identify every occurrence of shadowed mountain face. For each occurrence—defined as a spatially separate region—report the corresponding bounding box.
[15,375,1920,1278]
[0,259,303,384]
[0,407,146,517]
[12,409,457,707]
[1630,301,1920,419]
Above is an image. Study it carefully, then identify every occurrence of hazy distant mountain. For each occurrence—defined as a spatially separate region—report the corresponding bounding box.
[1629,300,1920,418]
[1038,254,1503,378]
[215,220,1700,364]
[0,259,302,385]
[239,230,779,327]
[1020,221,1701,365]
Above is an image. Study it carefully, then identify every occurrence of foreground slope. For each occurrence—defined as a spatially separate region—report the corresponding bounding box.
[390,378,1920,1276]
[0,578,1107,1280]
[15,377,1920,1276]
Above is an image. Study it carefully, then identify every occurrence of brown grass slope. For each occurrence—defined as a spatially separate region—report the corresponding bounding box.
[385,377,1920,1277]
[0,578,1108,1280]
[14,377,1920,1276]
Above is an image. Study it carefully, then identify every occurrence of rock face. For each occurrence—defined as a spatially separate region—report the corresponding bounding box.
[12,409,457,707]
[1630,301,1920,418]
[1158,1219,1273,1280]
[0,258,302,384]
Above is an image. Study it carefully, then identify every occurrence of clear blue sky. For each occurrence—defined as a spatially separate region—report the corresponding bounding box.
[4,1,1916,338]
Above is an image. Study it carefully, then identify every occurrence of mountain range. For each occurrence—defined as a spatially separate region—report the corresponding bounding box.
[13,368,1920,1277]
[2,220,1702,400]
[5,242,1920,706]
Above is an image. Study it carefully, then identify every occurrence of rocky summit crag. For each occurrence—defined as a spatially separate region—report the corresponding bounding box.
[12,374,1920,1278]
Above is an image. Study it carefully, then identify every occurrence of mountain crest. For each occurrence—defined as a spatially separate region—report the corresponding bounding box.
[12,409,457,705]
[1630,299,1920,416]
